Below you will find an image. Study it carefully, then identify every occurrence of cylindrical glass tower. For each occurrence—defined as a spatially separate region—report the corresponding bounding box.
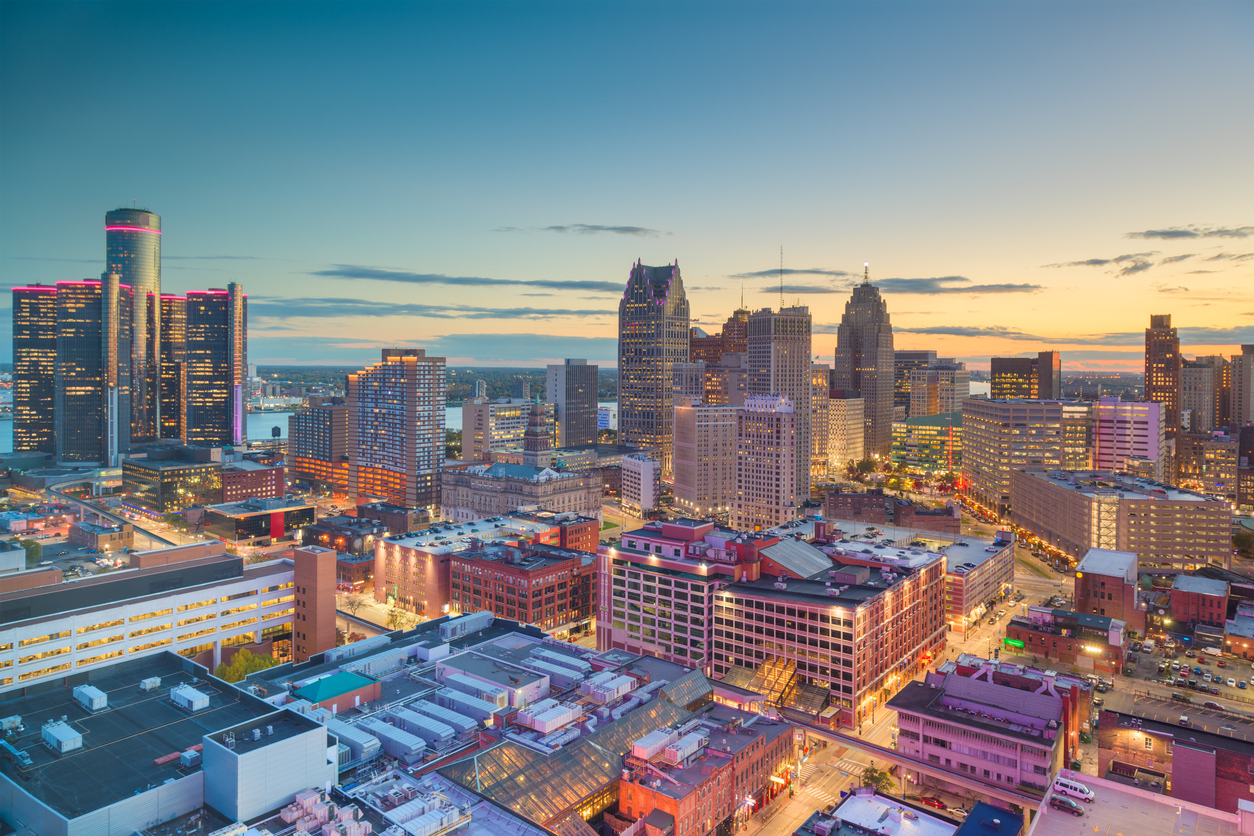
[105,208,162,442]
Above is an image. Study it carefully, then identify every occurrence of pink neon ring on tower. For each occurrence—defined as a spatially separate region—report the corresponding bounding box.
[104,226,162,234]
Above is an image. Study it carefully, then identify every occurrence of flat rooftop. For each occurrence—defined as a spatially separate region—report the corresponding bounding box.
[889,674,1062,746]
[442,651,546,690]
[0,653,281,819]
[787,517,1008,572]
[1076,547,1137,579]
[1028,773,1240,836]
[1173,574,1229,596]
[1022,469,1220,504]
[814,791,959,836]
[1100,691,1254,752]
[383,515,560,554]
[454,543,580,572]
[205,497,316,517]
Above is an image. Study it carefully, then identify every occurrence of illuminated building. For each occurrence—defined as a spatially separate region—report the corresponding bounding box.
[158,293,186,440]
[105,208,162,442]
[891,411,962,473]
[11,284,58,454]
[747,306,812,499]
[1092,396,1167,480]
[1144,314,1181,436]
[184,284,247,446]
[811,364,831,481]
[833,277,894,456]
[828,391,864,468]
[618,260,690,476]
[732,394,799,531]
[347,348,446,510]
[462,398,554,462]
[989,351,1061,400]
[287,396,350,491]
[545,358,598,448]
[908,361,969,417]
[893,349,937,417]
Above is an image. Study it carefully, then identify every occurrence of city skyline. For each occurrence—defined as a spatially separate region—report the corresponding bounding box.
[1,2,1250,369]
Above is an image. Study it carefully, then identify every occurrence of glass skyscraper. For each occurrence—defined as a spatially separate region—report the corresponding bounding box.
[105,208,162,442]
[12,284,58,454]
[184,284,247,446]
[833,278,895,457]
[159,293,187,440]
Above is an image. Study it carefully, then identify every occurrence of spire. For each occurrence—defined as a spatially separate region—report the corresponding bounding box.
[780,245,785,308]
[863,261,870,285]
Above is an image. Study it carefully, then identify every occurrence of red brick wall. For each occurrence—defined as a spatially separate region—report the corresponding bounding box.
[1171,588,1230,628]
[559,519,598,553]
[0,566,61,594]
[222,465,285,503]
[294,545,337,662]
[825,492,887,523]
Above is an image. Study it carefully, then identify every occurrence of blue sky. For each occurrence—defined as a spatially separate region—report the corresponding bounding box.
[2,1,1251,369]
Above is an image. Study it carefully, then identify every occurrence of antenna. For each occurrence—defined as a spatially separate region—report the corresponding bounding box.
[863,262,870,285]
[780,245,784,308]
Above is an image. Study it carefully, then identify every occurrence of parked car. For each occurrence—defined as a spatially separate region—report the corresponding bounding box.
[1194,667,1204,676]
[1203,673,1213,682]
[1185,650,1196,658]
[1204,701,1226,710]
[1049,796,1085,817]
[920,797,946,810]
[1093,697,1104,708]
[1217,660,1227,668]
[1210,686,1221,695]
[1228,678,1237,688]
[948,808,969,821]
[1239,681,1247,690]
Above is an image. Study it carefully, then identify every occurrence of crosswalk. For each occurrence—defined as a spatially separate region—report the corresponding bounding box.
[797,758,867,809]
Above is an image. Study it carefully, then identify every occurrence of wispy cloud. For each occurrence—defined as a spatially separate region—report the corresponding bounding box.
[1206,252,1254,262]
[496,224,665,237]
[1043,252,1157,276]
[165,255,270,261]
[3,255,98,264]
[1126,225,1254,240]
[875,276,1042,294]
[757,284,845,294]
[250,296,609,321]
[895,324,1050,340]
[1159,254,1195,265]
[310,264,623,293]
[732,267,856,279]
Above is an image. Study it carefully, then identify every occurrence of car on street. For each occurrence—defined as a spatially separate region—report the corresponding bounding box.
[1049,796,1086,817]
[1228,678,1237,688]
[1204,701,1226,710]
[921,797,946,810]
[1210,686,1222,695]
[1092,697,1103,708]
[948,808,969,820]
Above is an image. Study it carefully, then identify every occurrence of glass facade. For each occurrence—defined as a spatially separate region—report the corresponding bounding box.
[12,286,58,453]
[159,294,186,440]
[122,460,223,512]
[204,506,315,543]
[185,285,247,446]
[54,279,132,464]
[105,208,161,443]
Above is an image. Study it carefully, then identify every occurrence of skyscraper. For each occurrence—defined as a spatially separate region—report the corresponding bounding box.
[159,294,186,440]
[618,260,689,475]
[105,208,162,442]
[732,394,799,530]
[909,361,970,417]
[833,275,894,457]
[347,348,446,510]
[1181,359,1216,433]
[747,305,812,500]
[893,349,938,417]
[810,363,831,481]
[54,275,132,464]
[288,396,350,491]
[1144,314,1182,436]
[673,398,738,517]
[1092,397,1167,480]
[990,351,1062,399]
[184,285,247,446]
[12,284,58,453]
[1233,345,1254,426]
[546,358,598,447]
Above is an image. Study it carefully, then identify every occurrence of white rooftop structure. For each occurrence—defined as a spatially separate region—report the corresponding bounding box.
[382,515,560,554]
[772,517,1008,572]
[832,791,957,836]
[1076,547,1138,582]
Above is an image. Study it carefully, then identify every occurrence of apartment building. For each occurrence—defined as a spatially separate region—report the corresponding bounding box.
[287,395,349,491]
[733,394,800,531]
[811,363,832,480]
[1005,606,1127,676]
[890,669,1067,796]
[828,392,865,469]
[961,399,1092,517]
[674,399,738,517]
[1010,469,1231,572]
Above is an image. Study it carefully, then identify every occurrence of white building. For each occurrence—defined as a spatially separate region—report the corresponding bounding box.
[1092,397,1167,480]
[673,399,738,517]
[622,453,661,514]
[829,395,865,468]
[732,394,800,531]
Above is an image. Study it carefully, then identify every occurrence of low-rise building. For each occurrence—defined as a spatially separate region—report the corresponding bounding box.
[891,411,962,473]
[1004,606,1127,676]
[203,496,317,547]
[336,552,374,591]
[67,520,134,552]
[510,508,600,553]
[449,542,595,634]
[1029,771,1244,836]
[300,513,388,557]
[441,462,603,523]
[354,500,430,535]
[1171,574,1230,629]
[122,453,223,513]
[221,459,285,503]
[1074,547,1142,631]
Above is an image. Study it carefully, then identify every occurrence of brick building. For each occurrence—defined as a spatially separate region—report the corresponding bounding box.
[1074,547,1143,632]
[449,543,595,634]
[336,553,374,591]
[292,545,337,663]
[1004,606,1127,676]
[824,489,961,536]
[1172,575,1230,629]
[67,521,134,552]
[221,460,285,503]
[512,509,600,553]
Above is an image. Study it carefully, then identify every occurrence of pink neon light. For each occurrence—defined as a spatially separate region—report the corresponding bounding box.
[104,225,161,234]
[11,287,56,292]
[160,294,187,300]
[56,281,102,286]
[189,289,229,295]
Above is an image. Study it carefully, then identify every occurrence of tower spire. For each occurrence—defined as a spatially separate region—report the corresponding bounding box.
[863,261,870,285]
[780,245,784,308]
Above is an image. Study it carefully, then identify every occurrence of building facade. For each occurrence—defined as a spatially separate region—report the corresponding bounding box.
[106,208,163,443]
[184,285,247,447]
[732,395,799,531]
[810,363,831,481]
[1145,314,1182,436]
[893,350,938,418]
[747,306,813,498]
[832,279,894,456]
[546,359,598,448]
[673,400,738,517]
[622,453,661,514]
[1092,397,1167,480]
[989,351,1062,400]
[287,396,350,491]
[11,285,57,454]
[463,398,555,462]
[1182,359,1217,433]
[449,543,595,632]
[158,293,187,440]
[828,392,865,469]
[891,412,962,473]
[440,462,603,522]
[618,261,690,476]
[908,362,970,418]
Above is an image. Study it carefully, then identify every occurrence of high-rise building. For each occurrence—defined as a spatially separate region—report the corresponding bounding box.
[961,399,1092,517]
[158,293,186,440]
[989,351,1061,400]
[1233,345,1254,426]
[288,396,350,491]
[747,305,812,498]
[811,363,831,481]
[622,453,661,514]
[462,398,554,461]
[474,379,487,400]
[618,260,689,475]
[732,394,799,530]
[672,361,707,404]
[673,398,738,517]
[54,276,133,464]
[1145,314,1182,435]
[908,361,970,417]
[1197,354,1232,427]
[704,352,749,407]
[12,284,58,454]
[545,358,598,447]
[828,391,865,469]
[1181,360,1216,433]
[347,348,446,510]
[893,350,937,417]
[105,208,162,443]
[833,277,894,457]
[892,412,962,473]
[184,285,247,447]
[691,308,750,364]
[1092,397,1167,480]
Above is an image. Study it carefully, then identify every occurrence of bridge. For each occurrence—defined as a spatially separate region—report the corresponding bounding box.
[45,481,176,548]
[790,717,1044,813]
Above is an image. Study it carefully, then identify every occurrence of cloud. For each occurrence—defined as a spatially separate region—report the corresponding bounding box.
[895,325,1050,340]
[1126,225,1254,240]
[1159,254,1195,265]
[426,333,618,364]
[1206,252,1254,262]
[875,276,1042,294]
[3,256,98,264]
[1043,252,1157,276]
[310,264,623,293]
[1178,325,1254,344]
[732,267,857,279]
[758,284,845,294]
[496,224,665,237]
[165,255,270,261]
[249,296,609,321]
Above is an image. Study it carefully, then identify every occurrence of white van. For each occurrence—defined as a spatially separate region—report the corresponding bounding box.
[1053,776,1095,803]
[1142,640,1156,653]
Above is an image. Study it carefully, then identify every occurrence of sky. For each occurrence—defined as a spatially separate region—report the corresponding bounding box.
[1,1,1251,371]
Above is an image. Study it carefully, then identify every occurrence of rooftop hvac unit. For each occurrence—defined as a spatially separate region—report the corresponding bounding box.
[170,684,210,713]
[74,685,108,712]
[180,750,201,767]
[1,715,23,732]
[42,720,82,754]
[139,677,162,692]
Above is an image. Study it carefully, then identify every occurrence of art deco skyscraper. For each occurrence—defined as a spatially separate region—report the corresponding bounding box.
[12,284,58,453]
[1145,314,1181,436]
[833,272,894,457]
[184,284,247,446]
[347,348,446,510]
[105,208,162,442]
[732,394,799,531]
[618,260,689,475]
[747,305,812,499]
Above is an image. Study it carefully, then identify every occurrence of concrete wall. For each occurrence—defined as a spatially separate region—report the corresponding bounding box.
[203,723,333,822]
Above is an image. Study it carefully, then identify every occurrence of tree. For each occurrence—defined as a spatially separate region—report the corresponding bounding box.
[861,765,896,795]
[342,593,369,617]
[18,538,41,566]
[1235,530,1254,558]
[214,649,278,683]
[387,606,418,631]
[445,429,462,460]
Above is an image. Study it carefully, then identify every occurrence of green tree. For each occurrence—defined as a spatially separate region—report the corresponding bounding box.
[861,765,896,795]
[214,649,278,683]
[445,429,462,460]
[18,538,41,566]
[1235,530,1254,557]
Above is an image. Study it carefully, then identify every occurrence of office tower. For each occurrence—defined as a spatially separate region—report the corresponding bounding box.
[288,396,350,490]
[828,391,865,468]
[747,305,812,498]
[704,352,749,407]
[990,351,1062,400]
[618,260,689,475]
[732,394,799,530]
[833,278,894,457]
[545,358,598,448]
[55,275,132,464]
[892,412,962,473]
[462,398,554,461]
[12,284,58,453]
[691,308,750,364]
[672,361,707,404]
[347,348,446,509]
[909,361,970,417]
[474,379,487,400]
[105,208,162,442]
[688,327,721,364]
[1181,360,1216,433]
[1092,397,1167,480]
[184,284,247,446]
[521,380,530,399]
[158,294,186,440]
[1197,355,1232,427]
[721,307,749,355]
[961,399,1092,517]
[1234,345,1254,426]
[673,398,738,516]
[810,363,831,481]
[1145,314,1182,435]
[893,349,937,417]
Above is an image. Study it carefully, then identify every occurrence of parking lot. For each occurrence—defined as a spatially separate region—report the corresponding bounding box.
[1121,642,1254,708]
[34,538,130,579]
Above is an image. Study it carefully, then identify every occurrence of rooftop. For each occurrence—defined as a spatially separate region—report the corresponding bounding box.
[889,674,1062,746]
[478,462,582,482]
[0,652,283,819]
[1173,574,1229,597]
[1076,548,1138,580]
[205,496,316,517]
[293,670,376,703]
[799,790,959,836]
[1021,469,1220,504]
[787,517,1009,572]
[1026,773,1240,836]
[452,543,583,572]
[1100,690,1254,753]
[440,651,546,690]
[952,801,1024,836]
[383,515,562,554]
